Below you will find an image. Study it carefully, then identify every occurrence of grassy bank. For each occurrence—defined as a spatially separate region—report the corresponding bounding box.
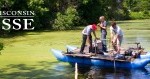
[0,19,150,78]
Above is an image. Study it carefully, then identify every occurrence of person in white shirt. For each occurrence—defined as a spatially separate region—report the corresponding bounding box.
[80,24,97,54]
[110,21,123,53]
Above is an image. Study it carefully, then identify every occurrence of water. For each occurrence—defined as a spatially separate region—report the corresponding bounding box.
[50,36,150,79]
[80,66,150,79]
[50,62,150,79]
[123,37,150,51]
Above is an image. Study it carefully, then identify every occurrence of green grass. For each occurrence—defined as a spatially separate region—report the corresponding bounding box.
[0,19,150,79]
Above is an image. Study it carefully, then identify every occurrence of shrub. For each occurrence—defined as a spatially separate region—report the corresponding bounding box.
[130,11,150,19]
[52,6,79,30]
[0,42,4,54]
[143,10,150,18]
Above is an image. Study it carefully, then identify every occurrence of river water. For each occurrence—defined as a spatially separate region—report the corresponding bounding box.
[51,62,150,79]
[50,36,150,79]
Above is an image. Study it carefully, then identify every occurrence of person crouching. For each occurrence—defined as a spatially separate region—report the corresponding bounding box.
[110,21,123,54]
[80,24,97,54]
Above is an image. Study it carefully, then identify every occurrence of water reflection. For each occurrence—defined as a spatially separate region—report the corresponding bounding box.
[51,62,150,79]
[77,66,150,79]
[50,62,75,79]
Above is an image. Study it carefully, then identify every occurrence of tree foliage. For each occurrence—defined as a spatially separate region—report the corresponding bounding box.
[52,6,79,30]
[0,0,150,32]
[124,0,150,19]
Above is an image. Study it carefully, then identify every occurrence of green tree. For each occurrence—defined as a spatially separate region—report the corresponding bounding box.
[28,0,49,29]
[124,0,150,19]
[78,0,104,24]
[0,0,14,36]
[52,6,79,30]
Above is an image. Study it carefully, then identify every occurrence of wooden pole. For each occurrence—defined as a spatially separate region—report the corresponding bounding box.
[75,63,78,79]
[95,39,97,55]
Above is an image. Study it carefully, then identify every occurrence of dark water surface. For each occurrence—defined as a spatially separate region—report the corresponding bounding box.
[51,62,150,79]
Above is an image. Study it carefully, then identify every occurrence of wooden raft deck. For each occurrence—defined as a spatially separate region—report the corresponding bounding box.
[64,53,91,57]
[64,53,130,62]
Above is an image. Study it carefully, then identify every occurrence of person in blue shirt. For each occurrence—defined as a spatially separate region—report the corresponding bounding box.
[98,16,107,52]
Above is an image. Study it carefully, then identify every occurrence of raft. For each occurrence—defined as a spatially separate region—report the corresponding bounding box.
[51,45,150,68]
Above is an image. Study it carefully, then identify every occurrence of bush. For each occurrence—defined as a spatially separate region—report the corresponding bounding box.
[130,12,142,19]
[0,42,4,54]
[113,9,130,20]
[52,6,79,30]
[143,10,150,18]
[130,11,150,19]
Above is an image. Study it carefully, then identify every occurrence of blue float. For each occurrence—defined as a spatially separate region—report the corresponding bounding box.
[51,45,150,69]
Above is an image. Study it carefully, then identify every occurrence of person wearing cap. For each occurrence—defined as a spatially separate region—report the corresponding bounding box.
[110,21,123,53]
[80,24,97,54]
[97,16,107,52]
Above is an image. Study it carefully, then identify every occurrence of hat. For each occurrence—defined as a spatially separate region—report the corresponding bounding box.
[92,24,97,30]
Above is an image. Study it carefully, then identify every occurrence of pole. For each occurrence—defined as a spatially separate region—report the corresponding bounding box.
[114,58,116,70]
[95,39,97,55]
[75,63,78,79]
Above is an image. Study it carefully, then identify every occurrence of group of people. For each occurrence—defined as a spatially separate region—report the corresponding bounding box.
[80,16,123,54]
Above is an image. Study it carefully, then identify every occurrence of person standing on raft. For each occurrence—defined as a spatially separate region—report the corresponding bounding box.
[80,24,97,54]
[97,16,108,52]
